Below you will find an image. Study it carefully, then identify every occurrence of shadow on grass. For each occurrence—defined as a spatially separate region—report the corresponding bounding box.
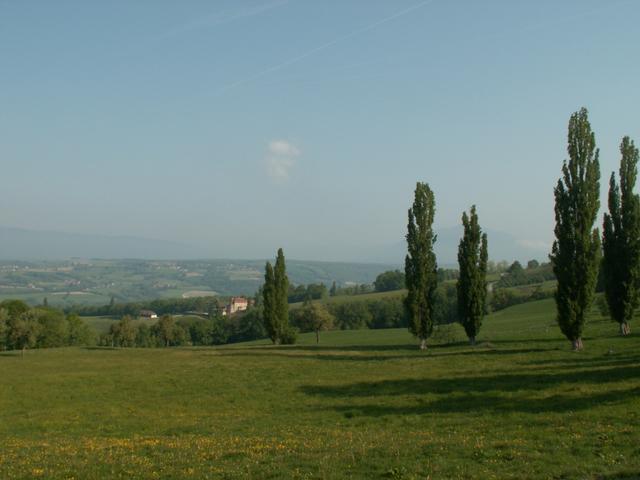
[236,338,563,352]
[593,472,640,480]
[300,364,640,414]
[235,344,427,352]
[210,345,556,362]
[523,352,640,369]
[83,346,119,351]
[326,385,640,416]
[487,337,565,345]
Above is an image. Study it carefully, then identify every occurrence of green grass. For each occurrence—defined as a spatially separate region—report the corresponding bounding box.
[1,299,639,479]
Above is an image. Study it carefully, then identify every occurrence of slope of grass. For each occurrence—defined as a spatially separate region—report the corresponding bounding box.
[1,299,639,479]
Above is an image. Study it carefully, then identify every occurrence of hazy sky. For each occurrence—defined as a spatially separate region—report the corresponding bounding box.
[1,0,639,261]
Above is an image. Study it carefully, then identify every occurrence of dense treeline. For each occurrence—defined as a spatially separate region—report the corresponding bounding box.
[0,300,93,352]
[101,310,267,348]
[496,261,555,288]
[295,284,458,332]
[67,296,222,317]
[287,283,328,303]
[489,286,554,312]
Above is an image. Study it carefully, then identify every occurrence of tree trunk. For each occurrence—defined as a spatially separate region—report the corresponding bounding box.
[315,330,319,344]
[419,338,427,350]
[469,336,476,346]
[571,337,584,351]
[620,322,631,336]
[21,346,25,358]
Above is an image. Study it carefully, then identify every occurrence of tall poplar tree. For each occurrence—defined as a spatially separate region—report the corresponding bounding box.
[273,248,290,339]
[550,108,601,351]
[404,182,438,350]
[262,262,278,343]
[457,205,488,345]
[602,136,640,336]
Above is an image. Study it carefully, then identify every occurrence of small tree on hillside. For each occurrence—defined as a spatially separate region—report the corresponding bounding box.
[602,136,640,335]
[404,182,438,350]
[300,301,335,343]
[456,205,488,345]
[550,107,601,351]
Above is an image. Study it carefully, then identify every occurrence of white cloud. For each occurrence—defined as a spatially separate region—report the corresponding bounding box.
[266,140,300,182]
[268,140,300,157]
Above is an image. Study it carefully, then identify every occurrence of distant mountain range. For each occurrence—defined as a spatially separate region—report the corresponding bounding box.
[0,226,205,260]
[347,226,550,266]
[0,225,549,265]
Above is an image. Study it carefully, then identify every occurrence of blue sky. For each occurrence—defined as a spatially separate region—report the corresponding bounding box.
[1,0,639,261]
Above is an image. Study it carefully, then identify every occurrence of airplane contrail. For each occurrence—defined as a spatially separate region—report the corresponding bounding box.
[214,0,436,96]
[166,0,290,38]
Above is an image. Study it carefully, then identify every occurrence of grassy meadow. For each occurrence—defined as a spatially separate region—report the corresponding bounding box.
[1,298,639,479]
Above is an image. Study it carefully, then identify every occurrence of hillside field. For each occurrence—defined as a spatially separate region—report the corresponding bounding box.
[0,259,393,307]
[1,299,639,479]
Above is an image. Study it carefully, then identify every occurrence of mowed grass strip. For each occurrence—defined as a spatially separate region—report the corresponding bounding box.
[1,299,639,479]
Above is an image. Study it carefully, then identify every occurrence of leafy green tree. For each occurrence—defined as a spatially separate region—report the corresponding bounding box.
[66,314,94,346]
[368,298,408,329]
[8,311,40,356]
[602,136,640,336]
[110,315,137,347]
[330,281,337,296]
[274,248,290,340]
[299,301,335,343]
[374,270,406,292]
[456,205,488,345]
[404,182,438,350]
[507,261,524,275]
[433,284,458,326]
[154,314,176,347]
[209,314,229,345]
[262,261,278,343]
[171,323,188,346]
[35,308,68,348]
[527,259,540,270]
[279,326,298,345]
[229,307,266,343]
[550,107,601,351]
[0,300,30,319]
[0,308,8,350]
[330,301,373,330]
[135,323,155,347]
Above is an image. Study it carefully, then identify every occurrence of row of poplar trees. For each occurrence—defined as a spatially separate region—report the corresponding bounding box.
[404,107,639,351]
[404,183,488,350]
[551,107,639,350]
